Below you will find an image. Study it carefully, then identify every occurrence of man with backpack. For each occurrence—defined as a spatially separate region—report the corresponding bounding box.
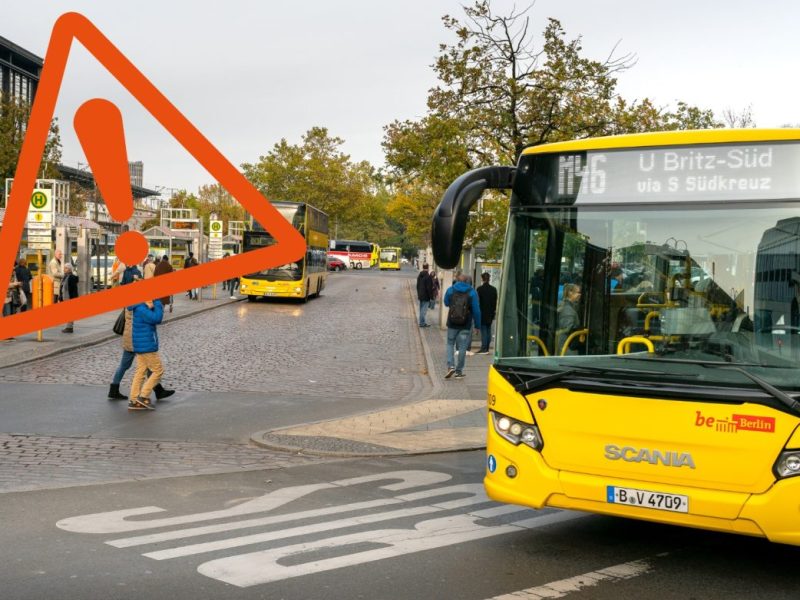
[443,272,481,379]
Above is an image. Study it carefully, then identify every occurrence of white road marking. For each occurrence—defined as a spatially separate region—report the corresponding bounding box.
[58,470,589,589]
[486,555,664,599]
[57,470,450,534]
[197,511,584,588]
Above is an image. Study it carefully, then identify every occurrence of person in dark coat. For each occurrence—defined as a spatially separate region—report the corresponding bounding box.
[416,263,434,327]
[476,272,498,354]
[154,256,174,310]
[60,263,79,333]
[14,258,32,312]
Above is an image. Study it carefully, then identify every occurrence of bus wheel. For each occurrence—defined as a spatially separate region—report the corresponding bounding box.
[354,263,361,270]
[247,295,256,302]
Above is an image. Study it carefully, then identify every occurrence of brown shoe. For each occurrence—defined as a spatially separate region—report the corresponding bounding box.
[128,397,154,411]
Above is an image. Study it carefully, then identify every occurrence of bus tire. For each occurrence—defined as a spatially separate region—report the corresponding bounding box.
[247,295,256,302]
[355,263,361,270]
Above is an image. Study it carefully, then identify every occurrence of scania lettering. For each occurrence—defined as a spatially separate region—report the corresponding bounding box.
[432,130,800,545]
[604,445,695,469]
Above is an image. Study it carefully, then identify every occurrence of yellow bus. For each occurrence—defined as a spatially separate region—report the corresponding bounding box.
[370,243,380,267]
[433,129,800,546]
[240,201,328,302]
[379,246,401,270]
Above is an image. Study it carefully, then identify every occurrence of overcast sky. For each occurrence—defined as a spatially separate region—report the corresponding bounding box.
[4,1,800,194]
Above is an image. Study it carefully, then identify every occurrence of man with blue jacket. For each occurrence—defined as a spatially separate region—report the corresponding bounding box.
[443,273,481,379]
[128,299,165,411]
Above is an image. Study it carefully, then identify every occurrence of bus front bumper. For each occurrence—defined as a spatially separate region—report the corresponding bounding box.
[484,430,800,546]
[240,282,304,298]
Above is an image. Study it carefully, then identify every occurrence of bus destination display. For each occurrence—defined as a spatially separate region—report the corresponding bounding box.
[557,143,800,203]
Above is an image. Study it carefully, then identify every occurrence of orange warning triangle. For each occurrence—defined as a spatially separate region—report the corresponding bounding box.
[0,12,305,338]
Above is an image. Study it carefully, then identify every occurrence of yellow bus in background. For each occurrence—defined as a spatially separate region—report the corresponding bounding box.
[433,129,800,546]
[370,243,380,267]
[240,201,328,302]
[379,246,401,270]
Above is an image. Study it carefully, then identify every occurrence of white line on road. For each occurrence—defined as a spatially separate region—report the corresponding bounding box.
[486,554,667,600]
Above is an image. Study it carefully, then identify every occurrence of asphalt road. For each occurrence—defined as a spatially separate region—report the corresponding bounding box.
[4,451,800,600]
[3,267,800,599]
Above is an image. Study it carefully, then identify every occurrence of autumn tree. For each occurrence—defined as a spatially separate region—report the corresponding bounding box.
[383,1,721,255]
[0,96,62,198]
[241,127,387,240]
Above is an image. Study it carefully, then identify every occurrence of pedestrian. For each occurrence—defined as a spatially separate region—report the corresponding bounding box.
[14,258,32,312]
[48,249,63,302]
[431,271,440,305]
[416,263,434,327]
[110,256,126,288]
[59,263,79,333]
[184,251,199,299]
[4,270,22,317]
[443,272,481,379]
[108,265,175,401]
[154,255,174,313]
[476,272,498,354]
[143,254,156,280]
[127,299,167,411]
[222,253,230,291]
[228,275,239,299]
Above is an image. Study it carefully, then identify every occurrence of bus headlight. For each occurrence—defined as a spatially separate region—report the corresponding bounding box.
[775,451,800,478]
[295,287,302,293]
[491,411,542,450]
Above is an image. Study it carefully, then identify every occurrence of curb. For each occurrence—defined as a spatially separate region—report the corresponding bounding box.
[0,296,244,369]
[250,429,485,458]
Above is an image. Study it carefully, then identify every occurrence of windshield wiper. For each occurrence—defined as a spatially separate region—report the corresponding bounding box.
[513,369,584,394]
[512,365,675,395]
[700,364,800,415]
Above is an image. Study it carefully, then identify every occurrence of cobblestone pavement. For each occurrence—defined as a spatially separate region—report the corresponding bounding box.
[0,271,427,401]
[0,434,331,494]
[0,270,428,492]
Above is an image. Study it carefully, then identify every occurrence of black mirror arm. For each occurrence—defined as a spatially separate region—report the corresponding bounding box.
[432,166,515,269]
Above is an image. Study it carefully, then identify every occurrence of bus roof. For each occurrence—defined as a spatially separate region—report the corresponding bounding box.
[522,128,800,155]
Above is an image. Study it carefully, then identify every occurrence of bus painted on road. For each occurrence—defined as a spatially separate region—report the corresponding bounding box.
[329,240,372,269]
[379,246,401,270]
[240,201,329,301]
[433,129,800,546]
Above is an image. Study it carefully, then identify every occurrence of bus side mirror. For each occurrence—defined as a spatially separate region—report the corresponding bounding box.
[431,166,514,269]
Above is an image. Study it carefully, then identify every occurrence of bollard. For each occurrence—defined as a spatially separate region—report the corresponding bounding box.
[31,274,54,342]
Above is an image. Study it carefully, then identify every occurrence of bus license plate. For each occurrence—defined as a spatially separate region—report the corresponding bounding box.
[606,486,688,513]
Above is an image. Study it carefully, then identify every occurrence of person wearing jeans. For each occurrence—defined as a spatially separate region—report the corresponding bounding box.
[416,263,434,327]
[443,273,482,379]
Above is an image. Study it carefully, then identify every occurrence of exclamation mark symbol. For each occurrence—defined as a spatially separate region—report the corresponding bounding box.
[74,99,148,267]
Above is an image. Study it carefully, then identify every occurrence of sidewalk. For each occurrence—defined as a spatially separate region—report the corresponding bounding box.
[252,281,492,456]
[0,285,242,369]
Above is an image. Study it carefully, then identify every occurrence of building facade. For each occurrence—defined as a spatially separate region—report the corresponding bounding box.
[0,34,42,103]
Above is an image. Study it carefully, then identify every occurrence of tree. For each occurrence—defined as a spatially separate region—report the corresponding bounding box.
[241,127,384,240]
[0,96,62,196]
[382,1,721,254]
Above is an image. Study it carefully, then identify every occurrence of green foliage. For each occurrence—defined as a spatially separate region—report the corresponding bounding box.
[382,1,723,257]
[241,127,391,242]
[0,96,62,195]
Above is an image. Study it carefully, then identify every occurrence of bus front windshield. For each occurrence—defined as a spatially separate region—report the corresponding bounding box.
[498,202,800,390]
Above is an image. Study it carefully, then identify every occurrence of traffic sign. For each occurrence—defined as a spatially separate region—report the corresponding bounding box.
[29,189,52,212]
[209,219,223,239]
